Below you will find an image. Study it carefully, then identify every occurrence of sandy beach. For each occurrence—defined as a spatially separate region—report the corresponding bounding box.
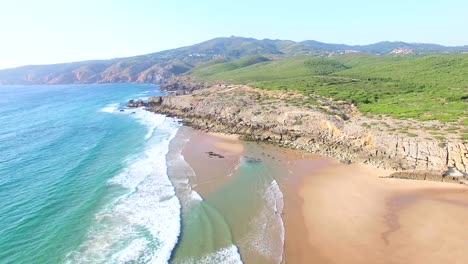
[181,128,244,194]
[179,127,468,263]
[292,160,468,264]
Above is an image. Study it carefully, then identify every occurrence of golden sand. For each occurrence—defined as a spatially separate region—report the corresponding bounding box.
[297,162,468,263]
[180,127,468,263]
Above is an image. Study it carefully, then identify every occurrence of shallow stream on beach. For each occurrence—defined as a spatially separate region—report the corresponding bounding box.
[166,128,287,264]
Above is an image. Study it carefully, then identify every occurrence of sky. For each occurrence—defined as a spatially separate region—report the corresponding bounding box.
[0,0,467,69]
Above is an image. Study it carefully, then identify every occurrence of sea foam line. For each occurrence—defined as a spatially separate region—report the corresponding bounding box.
[166,130,244,264]
[234,178,285,264]
[100,103,119,113]
[66,109,183,264]
[190,245,243,264]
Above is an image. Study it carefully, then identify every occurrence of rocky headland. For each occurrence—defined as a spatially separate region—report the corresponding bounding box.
[135,85,468,184]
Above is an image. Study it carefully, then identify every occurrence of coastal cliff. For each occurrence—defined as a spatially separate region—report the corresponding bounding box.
[143,85,468,182]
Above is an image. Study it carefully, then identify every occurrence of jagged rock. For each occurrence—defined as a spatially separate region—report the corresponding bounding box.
[206,151,225,159]
[128,99,146,108]
[160,75,208,92]
[137,99,144,107]
[146,85,468,182]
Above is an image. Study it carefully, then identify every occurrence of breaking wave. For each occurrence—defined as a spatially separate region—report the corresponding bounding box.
[66,110,182,263]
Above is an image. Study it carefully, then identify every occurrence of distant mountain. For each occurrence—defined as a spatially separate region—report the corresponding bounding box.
[301,40,468,54]
[0,37,321,85]
[0,37,466,85]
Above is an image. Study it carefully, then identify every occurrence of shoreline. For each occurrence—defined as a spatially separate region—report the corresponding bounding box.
[181,128,244,194]
[143,85,467,183]
[174,123,468,263]
[175,126,285,263]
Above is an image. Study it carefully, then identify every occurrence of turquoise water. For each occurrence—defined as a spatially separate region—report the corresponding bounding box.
[166,130,284,264]
[0,84,178,263]
[0,84,285,264]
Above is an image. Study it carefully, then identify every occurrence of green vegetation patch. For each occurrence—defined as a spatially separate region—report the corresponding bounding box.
[191,53,468,122]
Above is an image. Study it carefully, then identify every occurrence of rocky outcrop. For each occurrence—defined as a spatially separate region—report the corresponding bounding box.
[127,99,145,108]
[160,75,208,92]
[148,96,163,106]
[144,86,468,183]
[387,170,466,184]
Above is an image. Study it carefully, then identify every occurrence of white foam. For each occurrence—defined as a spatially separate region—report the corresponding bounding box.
[66,112,183,264]
[166,131,244,264]
[111,238,149,263]
[131,108,180,140]
[193,245,243,264]
[100,103,119,113]
[238,179,285,263]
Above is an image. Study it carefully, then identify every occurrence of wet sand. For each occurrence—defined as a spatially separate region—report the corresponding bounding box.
[182,128,244,194]
[296,161,468,264]
[281,155,334,264]
[180,127,468,263]
[180,128,285,264]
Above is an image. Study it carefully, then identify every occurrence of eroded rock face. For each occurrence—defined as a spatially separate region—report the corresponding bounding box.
[147,86,468,178]
[148,96,163,106]
[160,75,208,92]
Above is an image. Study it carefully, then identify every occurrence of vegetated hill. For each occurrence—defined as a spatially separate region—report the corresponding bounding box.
[301,40,468,54]
[1,36,467,85]
[191,55,272,78]
[191,53,468,122]
[192,56,349,82]
[0,37,318,85]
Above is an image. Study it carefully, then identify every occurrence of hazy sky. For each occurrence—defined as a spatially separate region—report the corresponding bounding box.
[0,0,466,69]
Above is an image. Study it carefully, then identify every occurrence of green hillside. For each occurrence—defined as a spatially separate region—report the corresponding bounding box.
[191,54,468,122]
[192,56,349,82]
[191,55,271,78]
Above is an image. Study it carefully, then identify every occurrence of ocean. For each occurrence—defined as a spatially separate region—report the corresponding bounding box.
[0,84,284,264]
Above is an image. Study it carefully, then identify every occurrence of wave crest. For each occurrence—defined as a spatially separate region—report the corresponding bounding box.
[66,112,182,264]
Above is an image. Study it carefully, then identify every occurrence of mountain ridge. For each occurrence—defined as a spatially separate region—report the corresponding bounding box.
[1,36,467,85]
[302,40,468,53]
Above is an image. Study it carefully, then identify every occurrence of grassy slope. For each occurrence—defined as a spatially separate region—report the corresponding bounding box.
[191,53,468,123]
[191,55,271,78]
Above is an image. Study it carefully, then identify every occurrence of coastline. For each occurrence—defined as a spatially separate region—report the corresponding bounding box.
[145,85,468,179]
[170,126,285,263]
[174,124,468,263]
[128,84,468,262]
[182,128,244,194]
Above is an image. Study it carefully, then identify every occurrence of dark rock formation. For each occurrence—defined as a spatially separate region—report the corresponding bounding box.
[127,99,146,108]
